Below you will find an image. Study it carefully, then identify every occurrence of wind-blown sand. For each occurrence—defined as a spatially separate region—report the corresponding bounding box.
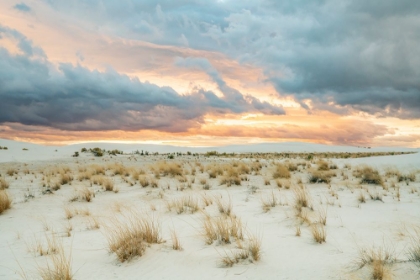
[0,139,419,279]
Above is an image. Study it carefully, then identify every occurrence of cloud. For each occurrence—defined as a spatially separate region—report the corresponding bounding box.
[41,0,420,119]
[0,25,284,132]
[13,3,31,12]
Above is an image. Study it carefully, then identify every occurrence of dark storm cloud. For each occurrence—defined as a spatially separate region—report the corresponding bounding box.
[0,26,284,131]
[42,0,420,118]
[13,3,31,12]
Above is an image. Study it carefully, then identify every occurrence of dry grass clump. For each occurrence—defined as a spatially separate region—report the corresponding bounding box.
[407,227,420,267]
[0,190,12,214]
[353,166,384,185]
[59,173,73,186]
[220,232,261,267]
[170,229,183,251]
[317,207,327,225]
[215,196,233,216]
[153,162,183,177]
[86,216,101,230]
[317,160,330,171]
[293,186,311,210]
[78,187,95,202]
[311,223,326,244]
[102,178,115,191]
[398,172,416,183]
[207,164,224,178]
[202,214,243,245]
[261,191,279,212]
[273,164,291,179]
[220,173,241,187]
[0,177,9,190]
[6,168,18,176]
[167,196,200,214]
[308,171,333,183]
[355,244,395,279]
[104,211,162,262]
[64,206,74,220]
[37,241,73,280]
[358,192,366,203]
[138,175,150,187]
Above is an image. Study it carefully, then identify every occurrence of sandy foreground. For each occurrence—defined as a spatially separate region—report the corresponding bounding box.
[0,140,420,280]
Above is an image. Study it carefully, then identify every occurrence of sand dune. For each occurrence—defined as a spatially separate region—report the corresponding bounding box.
[0,139,419,279]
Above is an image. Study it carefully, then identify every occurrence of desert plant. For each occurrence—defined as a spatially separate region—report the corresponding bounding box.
[273,164,291,179]
[355,244,396,269]
[37,241,73,280]
[78,187,94,202]
[308,171,333,184]
[171,229,183,251]
[311,223,326,244]
[215,196,232,216]
[261,191,278,212]
[0,190,12,214]
[407,227,420,267]
[202,215,244,245]
[293,186,311,210]
[0,177,9,190]
[104,211,161,262]
[354,166,383,185]
[103,178,114,191]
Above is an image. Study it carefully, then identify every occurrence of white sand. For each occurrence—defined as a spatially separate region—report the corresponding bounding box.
[0,139,419,279]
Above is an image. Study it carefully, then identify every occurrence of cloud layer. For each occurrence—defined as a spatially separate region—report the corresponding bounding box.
[42,0,420,118]
[0,25,283,132]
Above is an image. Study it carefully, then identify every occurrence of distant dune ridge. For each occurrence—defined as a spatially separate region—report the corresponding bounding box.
[0,138,418,163]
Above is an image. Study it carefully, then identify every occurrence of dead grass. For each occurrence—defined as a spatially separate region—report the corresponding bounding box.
[170,229,183,250]
[168,195,200,214]
[354,166,384,185]
[64,206,74,220]
[293,186,311,210]
[78,187,94,202]
[261,191,278,212]
[0,190,12,214]
[0,177,9,190]
[59,173,73,186]
[317,206,327,225]
[407,226,420,267]
[104,211,162,262]
[37,241,73,280]
[355,244,396,269]
[202,214,243,245]
[273,164,291,179]
[102,178,115,191]
[311,223,326,244]
[308,171,333,184]
[215,196,233,216]
[317,160,330,171]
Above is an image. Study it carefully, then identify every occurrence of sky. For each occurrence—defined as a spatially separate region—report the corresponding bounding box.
[0,0,419,147]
